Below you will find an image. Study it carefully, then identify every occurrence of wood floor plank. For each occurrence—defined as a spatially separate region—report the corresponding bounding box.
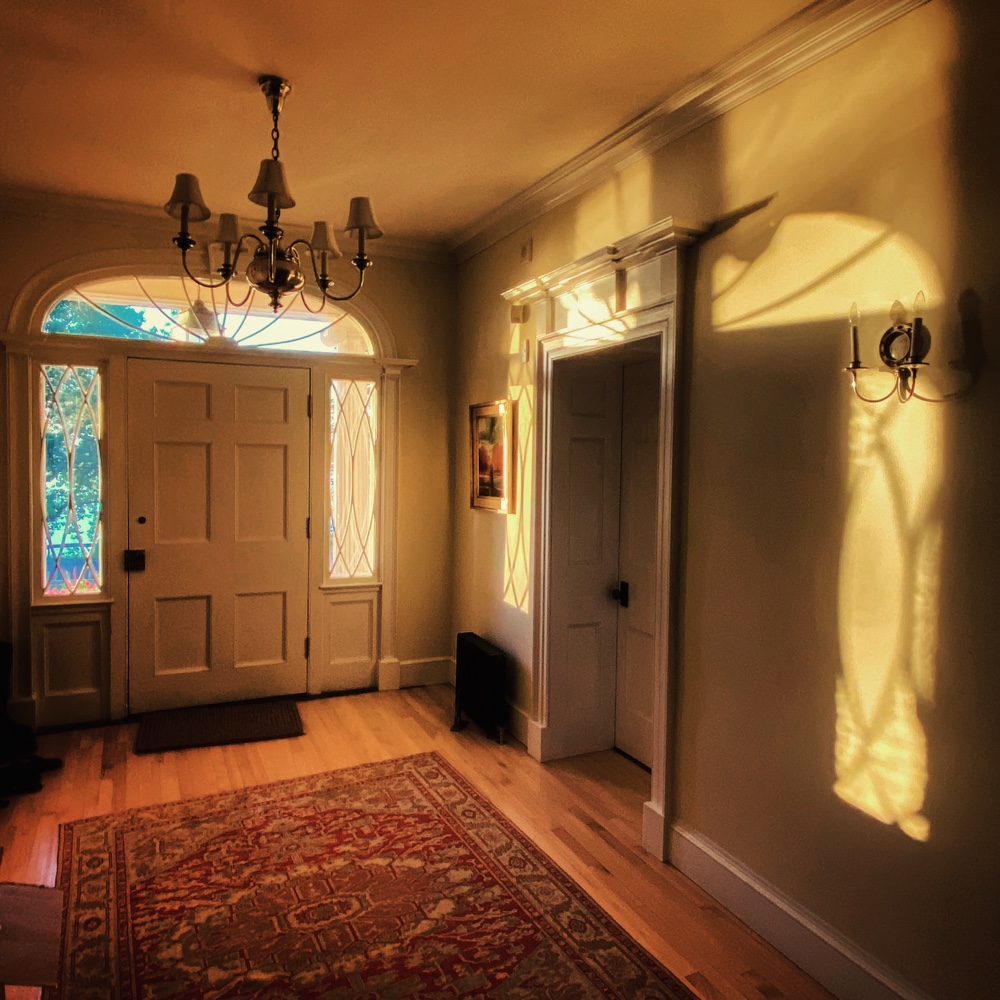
[0,684,836,1000]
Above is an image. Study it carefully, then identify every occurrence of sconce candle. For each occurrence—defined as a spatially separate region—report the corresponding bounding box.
[849,302,861,368]
[909,290,926,363]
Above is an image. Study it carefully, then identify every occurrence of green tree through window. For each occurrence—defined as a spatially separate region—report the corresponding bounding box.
[41,365,103,595]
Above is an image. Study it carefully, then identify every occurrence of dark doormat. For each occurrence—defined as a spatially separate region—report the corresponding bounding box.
[134,699,304,754]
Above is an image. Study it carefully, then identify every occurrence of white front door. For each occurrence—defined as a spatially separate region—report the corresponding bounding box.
[547,353,623,758]
[614,358,660,766]
[126,359,310,713]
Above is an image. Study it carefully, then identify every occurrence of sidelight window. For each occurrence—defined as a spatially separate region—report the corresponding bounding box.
[39,364,104,596]
[328,379,378,579]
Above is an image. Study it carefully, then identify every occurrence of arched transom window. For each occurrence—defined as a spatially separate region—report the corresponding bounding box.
[43,275,375,355]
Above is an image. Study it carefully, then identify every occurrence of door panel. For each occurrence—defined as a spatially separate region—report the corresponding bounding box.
[615,358,660,765]
[127,359,310,712]
[547,356,622,756]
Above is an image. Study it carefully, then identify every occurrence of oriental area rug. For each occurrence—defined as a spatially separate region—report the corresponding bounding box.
[47,752,696,999]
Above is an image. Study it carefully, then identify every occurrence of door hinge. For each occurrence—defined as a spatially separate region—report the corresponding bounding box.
[306,516,311,539]
[305,637,311,659]
[307,394,313,418]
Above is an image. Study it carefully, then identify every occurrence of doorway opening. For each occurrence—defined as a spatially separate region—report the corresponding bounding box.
[544,337,661,766]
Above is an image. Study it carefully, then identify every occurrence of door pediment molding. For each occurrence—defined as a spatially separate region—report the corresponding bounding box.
[502,217,706,311]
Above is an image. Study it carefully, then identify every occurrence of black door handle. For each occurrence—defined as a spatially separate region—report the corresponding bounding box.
[123,549,146,572]
[610,581,629,608]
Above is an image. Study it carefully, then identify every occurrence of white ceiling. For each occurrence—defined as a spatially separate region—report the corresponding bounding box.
[0,0,815,245]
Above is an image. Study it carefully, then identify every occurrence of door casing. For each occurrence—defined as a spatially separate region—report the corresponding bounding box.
[533,302,681,860]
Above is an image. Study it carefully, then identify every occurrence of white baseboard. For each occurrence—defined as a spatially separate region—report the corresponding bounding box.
[669,823,936,1000]
[377,656,401,691]
[642,800,667,861]
[398,656,451,688]
[507,699,530,747]
[527,720,544,760]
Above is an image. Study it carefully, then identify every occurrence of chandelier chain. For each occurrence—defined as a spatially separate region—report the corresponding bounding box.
[270,110,280,161]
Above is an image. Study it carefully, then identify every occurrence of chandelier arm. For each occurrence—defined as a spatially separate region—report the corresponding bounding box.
[319,268,366,303]
[225,280,255,309]
[296,290,328,315]
[235,231,266,255]
[179,250,232,291]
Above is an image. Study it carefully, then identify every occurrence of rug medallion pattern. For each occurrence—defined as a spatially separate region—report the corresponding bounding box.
[47,752,696,998]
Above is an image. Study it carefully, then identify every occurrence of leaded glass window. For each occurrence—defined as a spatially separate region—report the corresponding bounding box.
[329,380,378,579]
[40,365,103,596]
[43,276,375,355]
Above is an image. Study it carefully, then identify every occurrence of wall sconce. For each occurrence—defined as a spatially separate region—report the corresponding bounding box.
[845,293,932,403]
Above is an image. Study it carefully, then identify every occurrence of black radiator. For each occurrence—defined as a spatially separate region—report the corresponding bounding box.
[451,632,507,743]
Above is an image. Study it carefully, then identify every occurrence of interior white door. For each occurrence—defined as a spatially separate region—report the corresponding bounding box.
[547,353,623,757]
[614,358,660,765]
[127,359,310,713]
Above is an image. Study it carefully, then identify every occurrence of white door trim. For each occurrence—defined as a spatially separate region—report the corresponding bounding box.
[530,264,689,859]
[505,219,705,855]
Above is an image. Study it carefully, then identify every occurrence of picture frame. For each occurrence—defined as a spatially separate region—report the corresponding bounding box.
[469,399,516,513]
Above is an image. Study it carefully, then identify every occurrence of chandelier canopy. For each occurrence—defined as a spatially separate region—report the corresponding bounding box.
[164,75,382,312]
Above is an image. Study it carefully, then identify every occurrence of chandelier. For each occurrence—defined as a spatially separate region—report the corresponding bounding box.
[164,75,382,312]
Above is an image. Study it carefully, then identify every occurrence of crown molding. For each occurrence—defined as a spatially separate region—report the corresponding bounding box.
[453,0,929,263]
[501,216,707,304]
[0,185,454,265]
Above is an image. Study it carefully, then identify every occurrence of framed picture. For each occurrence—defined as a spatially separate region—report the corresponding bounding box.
[469,399,516,513]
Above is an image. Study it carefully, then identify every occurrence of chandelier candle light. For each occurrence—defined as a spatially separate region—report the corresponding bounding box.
[164,75,382,312]
[845,292,930,403]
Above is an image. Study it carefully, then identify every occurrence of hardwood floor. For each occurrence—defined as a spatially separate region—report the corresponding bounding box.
[0,684,835,999]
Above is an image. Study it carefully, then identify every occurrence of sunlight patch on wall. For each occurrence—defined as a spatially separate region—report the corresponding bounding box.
[503,383,534,611]
[710,210,943,840]
[574,158,653,259]
[711,214,943,332]
[836,393,941,842]
[555,285,632,347]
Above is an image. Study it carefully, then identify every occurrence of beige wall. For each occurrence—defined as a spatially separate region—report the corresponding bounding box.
[454,3,998,997]
[0,205,458,666]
